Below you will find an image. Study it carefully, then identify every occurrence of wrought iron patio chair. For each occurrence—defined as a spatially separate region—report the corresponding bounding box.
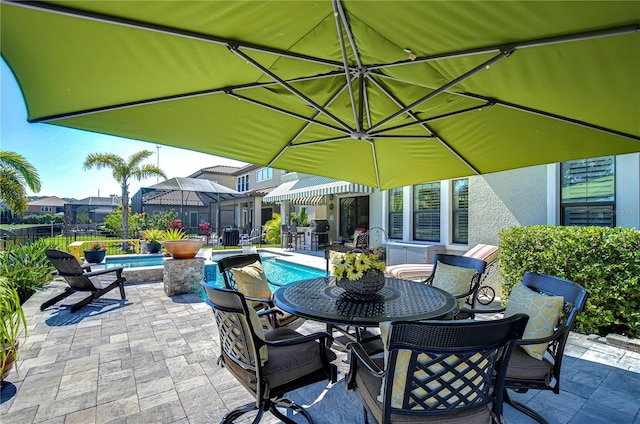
[346,314,528,424]
[463,271,589,423]
[216,253,301,329]
[423,253,487,318]
[201,284,337,423]
[42,248,126,313]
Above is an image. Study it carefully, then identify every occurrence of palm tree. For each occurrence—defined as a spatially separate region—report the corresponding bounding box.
[0,151,41,216]
[84,150,166,239]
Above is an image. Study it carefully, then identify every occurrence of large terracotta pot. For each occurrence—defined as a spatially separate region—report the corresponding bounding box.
[1,340,18,382]
[162,240,204,259]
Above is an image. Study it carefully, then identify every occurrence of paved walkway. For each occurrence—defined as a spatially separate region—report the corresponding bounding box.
[1,249,639,423]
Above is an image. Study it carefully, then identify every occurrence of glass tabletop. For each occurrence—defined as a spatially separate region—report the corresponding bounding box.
[273,276,457,327]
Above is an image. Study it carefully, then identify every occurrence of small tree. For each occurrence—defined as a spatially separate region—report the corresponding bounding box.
[0,151,41,217]
[84,150,166,239]
[262,213,282,244]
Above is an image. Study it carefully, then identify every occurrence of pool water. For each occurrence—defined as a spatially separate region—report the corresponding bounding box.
[104,253,325,292]
[104,255,165,268]
[204,256,325,291]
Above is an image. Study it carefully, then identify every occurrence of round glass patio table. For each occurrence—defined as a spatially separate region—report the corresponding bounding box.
[273,276,457,328]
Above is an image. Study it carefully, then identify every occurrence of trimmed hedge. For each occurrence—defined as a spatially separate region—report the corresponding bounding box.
[499,225,640,339]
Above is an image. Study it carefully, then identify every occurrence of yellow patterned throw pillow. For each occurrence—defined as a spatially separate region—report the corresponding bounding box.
[231,261,272,307]
[432,261,477,306]
[504,282,564,360]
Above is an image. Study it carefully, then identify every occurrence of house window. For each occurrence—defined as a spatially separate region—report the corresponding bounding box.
[256,168,273,182]
[560,156,615,227]
[413,182,440,242]
[452,179,469,244]
[237,174,249,192]
[41,206,52,212]
[388,188,403,239]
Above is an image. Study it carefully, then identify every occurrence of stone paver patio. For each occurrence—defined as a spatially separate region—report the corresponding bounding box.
[1,250,639,423]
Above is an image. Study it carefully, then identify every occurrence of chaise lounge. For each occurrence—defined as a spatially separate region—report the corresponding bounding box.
[386,243,500,281]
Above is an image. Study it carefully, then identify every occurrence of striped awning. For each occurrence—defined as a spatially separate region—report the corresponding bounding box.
[263,177,374,203]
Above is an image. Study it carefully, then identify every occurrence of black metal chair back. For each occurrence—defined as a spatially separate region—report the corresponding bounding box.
[217,253,262,291]
[425,253,487,313]
[346,314,528,423]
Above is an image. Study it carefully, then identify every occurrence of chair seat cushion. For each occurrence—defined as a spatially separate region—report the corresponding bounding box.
[506,346,554,382]
[223,327,335,390]
[355,357,491,424]
[386,264,434,280]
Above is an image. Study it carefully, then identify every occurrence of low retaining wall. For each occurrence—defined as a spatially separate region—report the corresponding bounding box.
[122,266,164,283]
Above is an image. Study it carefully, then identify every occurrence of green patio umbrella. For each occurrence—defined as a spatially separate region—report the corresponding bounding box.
[1,1,639,190]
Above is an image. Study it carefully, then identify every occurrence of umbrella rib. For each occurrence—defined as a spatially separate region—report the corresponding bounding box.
[368,49,513,132]
[6,0,344,69]
[267,79,354,168]
[333,0,361,133]
[369,75,481,175]
[462,93,640,143]
[229,46,353,132]
[226,91,350,135]
[30,71,345,124]
[369,105,490,136]
[368,24,639,71]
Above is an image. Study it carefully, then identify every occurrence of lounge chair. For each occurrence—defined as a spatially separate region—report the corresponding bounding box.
[42,249,127,313]
[386,243,500,281]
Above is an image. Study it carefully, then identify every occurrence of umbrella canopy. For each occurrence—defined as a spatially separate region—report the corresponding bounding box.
[2,1,639,190]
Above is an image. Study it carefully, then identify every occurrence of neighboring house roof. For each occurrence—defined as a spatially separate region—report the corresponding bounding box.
[263,177,374,204]
[189,165,243,177]
[28,196,67,207]
[72,196,120,206]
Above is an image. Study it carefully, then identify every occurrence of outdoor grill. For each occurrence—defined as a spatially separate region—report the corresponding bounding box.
[310,219,330,250]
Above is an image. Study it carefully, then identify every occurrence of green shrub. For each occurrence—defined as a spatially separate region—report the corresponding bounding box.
[499,225,640,338]
[0,239,56,304]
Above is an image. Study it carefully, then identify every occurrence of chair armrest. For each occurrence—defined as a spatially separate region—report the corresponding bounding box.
[347,342,384,376]
[345,341,384,391]
[267,279,285,288]
[243,295,274,310]
[84,266,125,277]
[265,331,334,347]
[459,305,506,316]
[515,326,569,346]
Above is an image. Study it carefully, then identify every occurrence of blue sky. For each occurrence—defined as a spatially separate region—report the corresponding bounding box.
[1,59,246,200]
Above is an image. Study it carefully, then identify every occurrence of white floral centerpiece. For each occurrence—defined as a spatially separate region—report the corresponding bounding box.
[331,251,387,295]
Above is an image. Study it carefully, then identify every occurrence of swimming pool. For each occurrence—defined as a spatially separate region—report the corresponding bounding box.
[204,255,325,290]
[104,252,325,290]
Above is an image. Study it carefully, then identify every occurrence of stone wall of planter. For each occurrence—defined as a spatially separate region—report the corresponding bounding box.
[123,266,163,283]
[163,257,205,296]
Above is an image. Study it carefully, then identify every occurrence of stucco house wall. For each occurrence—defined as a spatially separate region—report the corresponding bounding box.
[469,165,548,247]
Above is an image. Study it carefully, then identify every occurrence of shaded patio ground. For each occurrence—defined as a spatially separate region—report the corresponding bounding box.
[1,250,639,423]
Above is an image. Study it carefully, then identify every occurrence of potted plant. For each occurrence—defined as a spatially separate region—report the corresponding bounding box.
[144,229,164,254]
[84,241,107,264]
[330,251,387,296]
[161,228,203,259]
[1,277,26,382]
